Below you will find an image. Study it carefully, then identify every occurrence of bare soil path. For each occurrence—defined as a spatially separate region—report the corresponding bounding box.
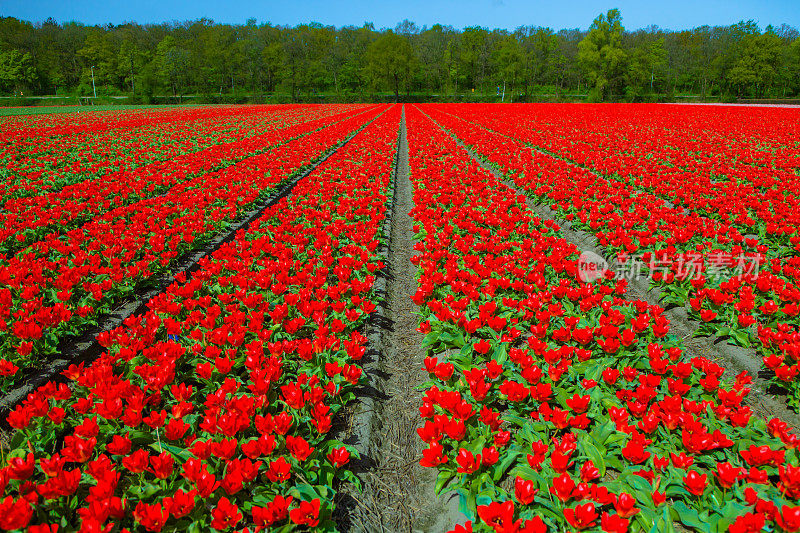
[343,107,466,533]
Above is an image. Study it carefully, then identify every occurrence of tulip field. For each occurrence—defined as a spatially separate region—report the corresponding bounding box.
[0,103,799,532]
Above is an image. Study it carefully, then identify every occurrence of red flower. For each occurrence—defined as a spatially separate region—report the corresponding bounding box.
[602,368,620,384]
[211,497,243,530]
[601,512,630,533]
[285,435,315,462]
[550,472,576,502]
[420,442,448,467]
[39,454,66,478]
[28,525,59,533]
[133,501,169,532]
[0,359,18,377]
[482,446,499,466]
[195,469,220,498]
[729,512,765,533]
[474,339,492,355]
[683,470,708,496]
[61,435,96,463]
[670,452,694,469]
[699,309,717,322]
[164,418,190,440]
[612,493,639,518]
[7,454,35,480]
[327,446,351,468]
[0,495,33,531]
[740,444,778,467]
[580,460,600,482]
[621,438,650,465]
[290,499,321,527]
[149,451,174,479]
[143,410,167,429]
[779,506,800,532]
[106,434,132,456]
[550,449,573,472]
[253,494,293,527]
[266,457,292,483]
[715,462,743,488]
[564,502,598,530]
[477,500,521,533]
[514,477,538,505]
[565,394,590,413]
[165,489,196,519]
[520,517,547,533]
[456,448,482,474]
[122,449,149,474]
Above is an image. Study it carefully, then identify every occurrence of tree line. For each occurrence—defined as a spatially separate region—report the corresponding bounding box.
[1,9,799,102]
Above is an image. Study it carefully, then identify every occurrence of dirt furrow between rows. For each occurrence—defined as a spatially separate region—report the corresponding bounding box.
[343,107,466,533]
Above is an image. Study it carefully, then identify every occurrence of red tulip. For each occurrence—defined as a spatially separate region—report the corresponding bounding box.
[683,470,708,496]
[211,497,243,530]
[290,499,321,527]
[514,477,538,505]
[564,502,598,530]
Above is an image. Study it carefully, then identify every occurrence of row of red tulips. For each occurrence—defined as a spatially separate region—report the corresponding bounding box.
[406,104,800,533]
[0,105,386,393]
[0,104,401,532]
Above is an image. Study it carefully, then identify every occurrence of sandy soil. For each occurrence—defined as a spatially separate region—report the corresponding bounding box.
[341,107,466,533]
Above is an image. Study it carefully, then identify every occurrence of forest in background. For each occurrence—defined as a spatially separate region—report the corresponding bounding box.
[1,8,799,103]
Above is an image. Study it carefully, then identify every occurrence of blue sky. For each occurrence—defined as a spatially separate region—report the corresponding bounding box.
[1,0,798,31]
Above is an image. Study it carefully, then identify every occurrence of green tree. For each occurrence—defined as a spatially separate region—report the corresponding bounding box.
[0,49,35,92]
[578,8,627,100]
[417,24,457,94]
[0,13,799,101]
[788,37,800,94]
[728,27,783,96]
[32,18,62,94]
[261,42,284,93]
[553,28,583,95]
[493,35,524,101]
[78,27,120,92]
[364,31,416,100]
[154,35,190,98]
[461,26,492,93]
[193,22,235,95]
[117,34,149,95]
[530,27,558,91]
[281,24,335,100]
[55,22,90,90]
[335,24,375,99]
[626,38,666,97]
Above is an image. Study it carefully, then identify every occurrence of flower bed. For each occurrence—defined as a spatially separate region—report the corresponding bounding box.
[422,104,800,410]
[0,105,375,255]
[0,106,386,392]
[0,105,401,532]
[406,105,800,533]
